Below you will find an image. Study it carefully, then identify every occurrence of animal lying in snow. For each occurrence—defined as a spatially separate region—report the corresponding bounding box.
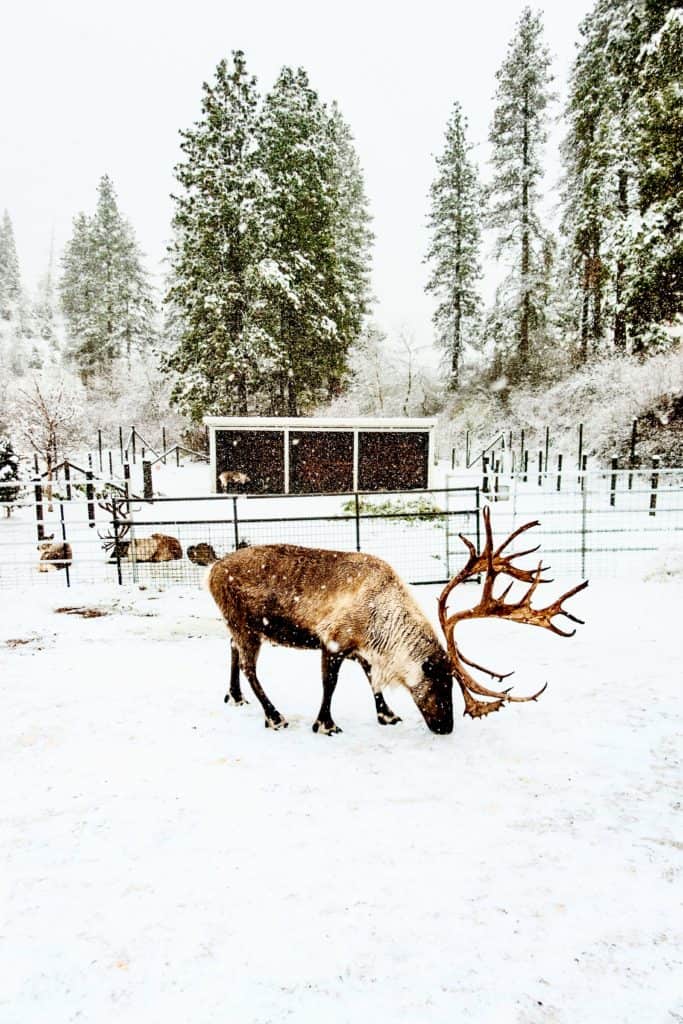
[37,541,72,572]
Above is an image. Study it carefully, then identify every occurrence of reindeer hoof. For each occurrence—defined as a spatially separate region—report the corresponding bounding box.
[224,693,249,706]
[312,721,342,735]
[377,712,402,726]
[265,716,288,730]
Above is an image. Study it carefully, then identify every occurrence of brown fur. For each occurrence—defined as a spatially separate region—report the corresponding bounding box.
[218,470,250,492]
[38,541,73,572]
[207,543,454,734]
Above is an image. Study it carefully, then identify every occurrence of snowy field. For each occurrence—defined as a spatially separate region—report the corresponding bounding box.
[2,567,682,1023]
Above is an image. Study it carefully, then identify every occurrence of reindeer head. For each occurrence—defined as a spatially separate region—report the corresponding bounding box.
[436,506,588,721]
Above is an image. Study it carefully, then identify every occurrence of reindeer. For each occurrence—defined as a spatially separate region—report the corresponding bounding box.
[207,507,587,734]
[218,470,250,493]
[97,499,182,563]
[38,541,72,572]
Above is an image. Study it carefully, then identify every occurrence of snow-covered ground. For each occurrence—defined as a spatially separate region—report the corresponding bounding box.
[2,572,681,1023]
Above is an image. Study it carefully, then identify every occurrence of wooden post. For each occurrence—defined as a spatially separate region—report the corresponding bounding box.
[580,453,588,492]
[628,419,637,490]
[451,447,455,471]
[610,458,618,507]
[482,454,489,493]
[131,426,136,465]
[544,426,550,472]
[523,450,528,483]
[143,460,153,500]
[34,478,45,542]
[86,470,95,528]
[176,445,180,468]
[108,450,113,476]
[520,429,525,469]
[119,426,124,464]
[232,496,240,550]
[556,453,563,492]
[577,423,584,483]
[64,459,72,501]
[162,427,167,465]
[465,430,470,467]
[649,458,659,517]
[98,429,103,472]
[537,450,543,487]
[123,462,131,488]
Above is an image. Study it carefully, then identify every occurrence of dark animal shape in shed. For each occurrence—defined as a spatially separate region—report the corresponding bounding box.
[218,470,250,493]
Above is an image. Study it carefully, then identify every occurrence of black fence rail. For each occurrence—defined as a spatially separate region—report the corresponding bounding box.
[0,487,480,591]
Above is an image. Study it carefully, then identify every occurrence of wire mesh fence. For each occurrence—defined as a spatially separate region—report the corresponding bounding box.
[0,486,479,591]
[459,465,683,578]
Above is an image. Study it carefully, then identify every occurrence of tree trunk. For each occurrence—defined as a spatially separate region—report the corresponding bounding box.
[613,162,628,351]
[520,93,530,367]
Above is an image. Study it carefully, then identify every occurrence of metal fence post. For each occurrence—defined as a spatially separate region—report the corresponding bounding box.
[610,458,618,507]
[59,502,71,589]
[112,499,123,586]
[86,470,95,528]
[232,496,240,550]
[64,459,72,501]
[649,458,659,517]
[354,492,361,551]
[556,453,563,492]
[143,460,153,500]
[34,477,45,542]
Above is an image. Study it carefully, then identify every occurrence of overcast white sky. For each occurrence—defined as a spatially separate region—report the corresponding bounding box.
[1,0,593,349]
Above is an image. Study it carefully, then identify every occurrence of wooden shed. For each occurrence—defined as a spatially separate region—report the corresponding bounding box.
[204,417,437,495]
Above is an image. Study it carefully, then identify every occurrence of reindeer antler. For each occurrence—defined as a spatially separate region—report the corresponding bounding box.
[438,506,588,719]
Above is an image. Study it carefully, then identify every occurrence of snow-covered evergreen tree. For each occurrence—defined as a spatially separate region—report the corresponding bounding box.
[425,101,482,390]
[255,67,371,414]
[0,434,21,514]
[33,233,59,347]
[560,0,681,357]
[486,7,555,383]
[0,211,22,320]
[165,52,266,420]
[59,176,156,382]
[630,6,683,345]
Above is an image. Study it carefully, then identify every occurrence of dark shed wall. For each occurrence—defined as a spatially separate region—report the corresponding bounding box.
[358,431,429,490]
[289,431,354,493]
[215,430,285,493]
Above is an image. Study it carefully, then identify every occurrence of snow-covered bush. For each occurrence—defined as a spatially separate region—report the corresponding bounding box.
[440,343,683,463]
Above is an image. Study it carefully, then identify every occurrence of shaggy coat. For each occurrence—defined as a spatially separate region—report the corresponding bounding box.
[208,543,454,734]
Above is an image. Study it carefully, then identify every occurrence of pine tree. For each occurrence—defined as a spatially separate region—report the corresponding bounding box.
[255,67,371,414]
[425,101,482,390]
[0,434,21,514]
[165,52,264,419]
[33,232,59,346]
[325,103,374,398]
[0,211,22,320]
[59,176,156,382]
[255,67,338,415]
[487,7,555,382]
[560,0,681,357]
[630,6,683,344]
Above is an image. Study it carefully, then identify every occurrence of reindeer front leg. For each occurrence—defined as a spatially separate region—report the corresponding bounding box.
[354,655,402,726]
[224,640,248,706]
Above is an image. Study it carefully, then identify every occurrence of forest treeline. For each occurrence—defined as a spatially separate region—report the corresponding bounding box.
[0,0,681,462]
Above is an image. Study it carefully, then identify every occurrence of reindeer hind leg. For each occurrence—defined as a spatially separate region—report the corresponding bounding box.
[313,650,344,735]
